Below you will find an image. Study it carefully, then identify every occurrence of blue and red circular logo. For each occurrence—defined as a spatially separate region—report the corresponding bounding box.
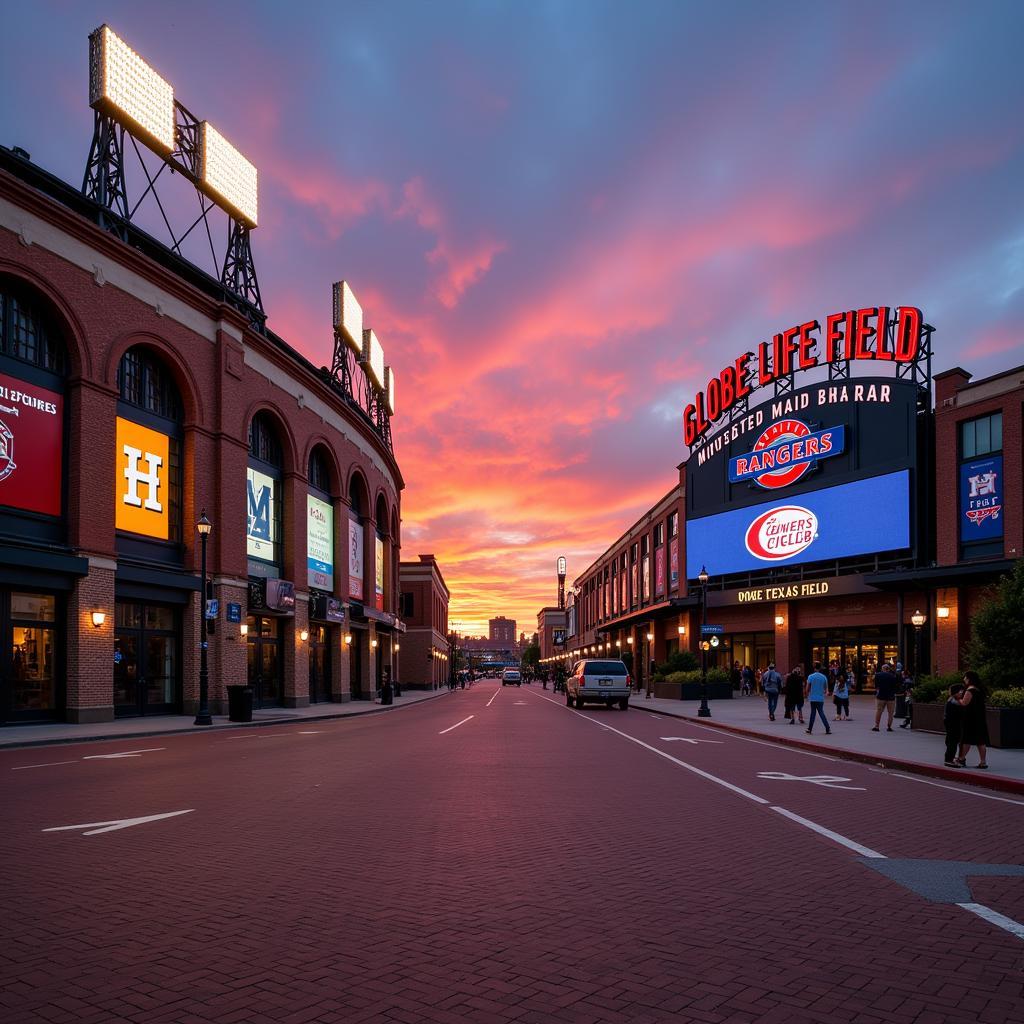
[749,419,812,489]
[728,419,844,490]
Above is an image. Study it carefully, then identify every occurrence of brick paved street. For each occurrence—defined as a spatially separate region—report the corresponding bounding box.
[3,679,1023,1024]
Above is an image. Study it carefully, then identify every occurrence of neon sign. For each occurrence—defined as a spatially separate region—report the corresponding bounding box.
[683,306,923,447]
[729,420,845,489]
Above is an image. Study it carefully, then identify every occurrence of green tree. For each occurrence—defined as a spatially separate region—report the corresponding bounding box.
[521,642,540,671]
[965,560,1024,690]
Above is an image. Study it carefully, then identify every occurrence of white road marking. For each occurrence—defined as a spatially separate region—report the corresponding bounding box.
[529,689,769,804]
[82,747,165,760]
[298,731,322,734]
[770,806,885,858]
[957,902,1024,940]
[439,715,474,735]
[43,809,195,836]
[11,761,78,770]
[513,701,527,705]
[681,720,842,762]
[758,771,865,791]
[486,688,501,708]
[660,737,724,744]
[878,771,1024,806]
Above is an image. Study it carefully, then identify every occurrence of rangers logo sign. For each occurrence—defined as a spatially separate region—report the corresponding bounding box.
[729,420,845,489]
[745,505,818,561]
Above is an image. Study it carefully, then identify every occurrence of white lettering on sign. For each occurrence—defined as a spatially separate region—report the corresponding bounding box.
[745,506,818,561]
[738,581,831,603]
[122,445,163,511]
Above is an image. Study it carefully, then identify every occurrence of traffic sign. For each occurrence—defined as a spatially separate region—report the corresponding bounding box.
[701,624,724,635]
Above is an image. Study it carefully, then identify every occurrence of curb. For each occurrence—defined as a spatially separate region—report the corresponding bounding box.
[0,688,452,751]
[640,705,1024,797]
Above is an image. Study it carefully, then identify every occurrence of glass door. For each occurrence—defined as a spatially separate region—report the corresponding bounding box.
[246,616,282,708]
[309,625,330,703]
[2,592,60,722]
[114,602,180,716]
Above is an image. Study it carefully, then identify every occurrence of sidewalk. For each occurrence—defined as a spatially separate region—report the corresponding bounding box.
[636,691,1024,794]
[0,687,451,749]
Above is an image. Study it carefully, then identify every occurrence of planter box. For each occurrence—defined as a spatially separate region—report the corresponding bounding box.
[911,702,1024,749]
[653,681,733,701]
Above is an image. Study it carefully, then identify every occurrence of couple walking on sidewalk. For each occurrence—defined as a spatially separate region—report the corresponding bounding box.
[768,661,839,734]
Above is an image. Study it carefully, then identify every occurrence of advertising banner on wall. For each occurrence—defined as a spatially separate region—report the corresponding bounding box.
[960,456,1003,543]
[374,535,385,610]
[655,548,665,596]
[348,517,363,599]
[246,467,276,562]
[642,556,651,601]
[0,372,63,516]
[685,469,911,578]
[116,417,170,538]
[307,494,334,589]
[631,562,638,603]
[670,539,679,589]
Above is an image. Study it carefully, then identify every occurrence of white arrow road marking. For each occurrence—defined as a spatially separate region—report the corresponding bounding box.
[298,731,322,734]
[660,737,724,744]
[12,761,78,770]
[439,716,474,735]
[758,771,865,791]
[82,747,165,760]
[43,809,195,836]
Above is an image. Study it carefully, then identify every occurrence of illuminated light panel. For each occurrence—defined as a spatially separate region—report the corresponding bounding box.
[89,25,175,154]
[362,329,385,390]
[332,281,363,354]
[200,122,258,227]
[384,366,396,415]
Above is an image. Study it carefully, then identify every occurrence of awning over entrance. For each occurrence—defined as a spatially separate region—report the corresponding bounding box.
[865,559,1016,591]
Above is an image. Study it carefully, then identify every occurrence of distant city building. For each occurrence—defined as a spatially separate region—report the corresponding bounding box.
[537,608,567,661]
[398,555,450,690]
[489,617,516,644]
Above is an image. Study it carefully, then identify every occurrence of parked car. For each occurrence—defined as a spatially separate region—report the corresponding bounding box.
[566,659,631,710]
[502,668,522,686]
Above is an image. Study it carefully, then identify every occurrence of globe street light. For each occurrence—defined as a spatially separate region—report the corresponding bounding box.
[697,565,711,718]
[911,608,927,680]
[194,510,213,726]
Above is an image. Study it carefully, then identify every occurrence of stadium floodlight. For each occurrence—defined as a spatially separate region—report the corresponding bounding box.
[384,366,396,415]
[332,281,363,354]
[89,25,175,154]
[362,329,385,390]
[199,122,258,227]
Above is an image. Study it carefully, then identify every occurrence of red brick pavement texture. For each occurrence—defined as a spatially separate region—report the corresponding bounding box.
[1,682,1022,1024]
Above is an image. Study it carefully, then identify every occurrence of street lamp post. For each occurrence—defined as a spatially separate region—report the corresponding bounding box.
[194,510,213,726]
[911,608,926,679]
[697,565,711,718]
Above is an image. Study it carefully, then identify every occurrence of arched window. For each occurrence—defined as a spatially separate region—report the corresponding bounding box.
[247,412,283,569]
[0,280,66,375]
[116,347,183,548]
[308,447,331,495]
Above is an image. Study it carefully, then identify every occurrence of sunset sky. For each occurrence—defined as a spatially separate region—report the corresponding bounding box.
[4,1,1023,635]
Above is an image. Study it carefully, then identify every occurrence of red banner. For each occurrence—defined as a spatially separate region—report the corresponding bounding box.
[0,373,62,516]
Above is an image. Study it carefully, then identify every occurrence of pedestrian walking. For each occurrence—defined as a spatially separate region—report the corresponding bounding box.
[784,665,805,724]
[804,661,832,735]
[899,669,913,728]
[957,671,990,769]
[832,671,850,721]
[943,682,965,767]
[762,662,782,721]
[730,661,742,694]
[741,664,754,696]
[871,662,900,731]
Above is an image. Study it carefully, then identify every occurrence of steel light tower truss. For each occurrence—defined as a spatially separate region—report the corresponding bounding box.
[82,102,264,325]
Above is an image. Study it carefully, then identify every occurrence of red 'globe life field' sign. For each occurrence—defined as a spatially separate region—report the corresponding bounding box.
[683,306,923,447]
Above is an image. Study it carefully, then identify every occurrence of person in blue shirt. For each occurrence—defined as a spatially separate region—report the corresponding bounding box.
[804,661,832,735]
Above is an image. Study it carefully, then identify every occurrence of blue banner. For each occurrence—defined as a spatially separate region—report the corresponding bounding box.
[686,470,911,578]
[960,456,1003,542]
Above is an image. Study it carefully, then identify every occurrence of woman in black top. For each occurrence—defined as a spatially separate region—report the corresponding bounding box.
[784,666,805,724]
[957,670,989,769]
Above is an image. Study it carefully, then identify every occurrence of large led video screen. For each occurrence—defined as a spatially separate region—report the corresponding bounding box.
[685,470,910,578]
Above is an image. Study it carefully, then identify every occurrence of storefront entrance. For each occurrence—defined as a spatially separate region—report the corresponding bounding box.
[246,616,283,708]
[1,591,60,723]
[729,631,775,673]
[114,601,181,717]
[806,627,899,693]
[309,624,332,703]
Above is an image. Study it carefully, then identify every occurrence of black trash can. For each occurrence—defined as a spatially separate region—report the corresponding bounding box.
[381,681,393,706]
[227,684,253,722]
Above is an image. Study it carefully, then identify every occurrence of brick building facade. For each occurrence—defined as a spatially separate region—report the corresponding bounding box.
[0,146,403,724]
[398,555,450,690]
[561,360,1021,693]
